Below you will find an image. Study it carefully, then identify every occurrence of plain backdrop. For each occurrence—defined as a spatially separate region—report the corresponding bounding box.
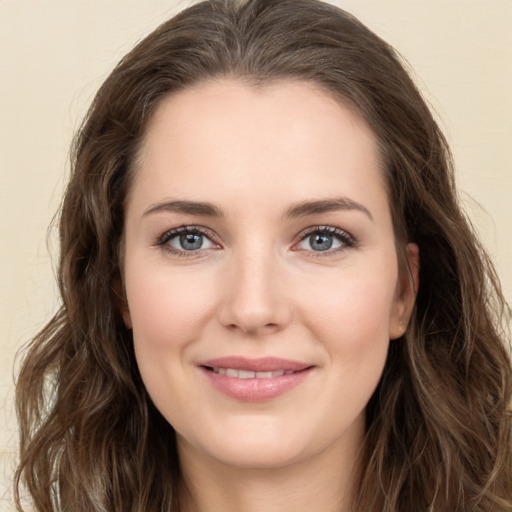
[1,1,511,509]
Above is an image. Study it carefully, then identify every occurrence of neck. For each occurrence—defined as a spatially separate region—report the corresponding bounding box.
[177,433,362,512]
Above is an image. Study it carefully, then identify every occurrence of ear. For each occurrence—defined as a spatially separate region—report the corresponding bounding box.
[389,243,419,340]
[113,276,132,329]
[122,306,133,330]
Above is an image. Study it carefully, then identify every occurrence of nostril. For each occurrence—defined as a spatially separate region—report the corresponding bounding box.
[217,289,293,335]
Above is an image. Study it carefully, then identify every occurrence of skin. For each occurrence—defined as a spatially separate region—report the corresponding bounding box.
[121,79,419,512]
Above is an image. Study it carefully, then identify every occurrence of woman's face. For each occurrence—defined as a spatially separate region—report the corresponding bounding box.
[122,79,418,471]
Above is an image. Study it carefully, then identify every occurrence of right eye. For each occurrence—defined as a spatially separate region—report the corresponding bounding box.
[156,226,219,255]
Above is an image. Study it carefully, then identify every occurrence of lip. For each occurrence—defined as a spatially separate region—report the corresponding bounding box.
[201,356,311,373]
[199,356,313,402]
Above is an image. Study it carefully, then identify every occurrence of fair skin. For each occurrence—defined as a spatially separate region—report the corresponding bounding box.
[122,79,419,512]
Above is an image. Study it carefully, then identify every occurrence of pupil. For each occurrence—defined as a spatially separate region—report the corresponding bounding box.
[180,233,202,250]
[310,233,332,251]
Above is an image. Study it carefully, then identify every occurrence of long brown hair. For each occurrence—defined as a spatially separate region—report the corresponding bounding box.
[15,0,512,510]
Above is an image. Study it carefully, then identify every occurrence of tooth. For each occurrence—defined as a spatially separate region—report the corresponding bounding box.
[238,370,256,379]
[213,368,290,378]
[255,371,273,378]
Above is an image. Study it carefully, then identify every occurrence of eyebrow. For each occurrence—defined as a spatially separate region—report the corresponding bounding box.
[142,200,225,218]
[142,197,373,222]
[283,198,374,222]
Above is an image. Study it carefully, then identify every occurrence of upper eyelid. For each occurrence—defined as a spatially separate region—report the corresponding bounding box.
[165,225,214,236]
[156,225,219,245]
[297,225,354,240]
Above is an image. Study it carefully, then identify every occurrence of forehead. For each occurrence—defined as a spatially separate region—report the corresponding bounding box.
[127,79,388,219]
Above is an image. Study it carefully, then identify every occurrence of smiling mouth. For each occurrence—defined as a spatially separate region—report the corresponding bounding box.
[201,364,312,401]
[205,367,297,379]
[199,357,313,400]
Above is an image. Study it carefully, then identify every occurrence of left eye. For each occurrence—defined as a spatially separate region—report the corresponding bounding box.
[296,228,353,252]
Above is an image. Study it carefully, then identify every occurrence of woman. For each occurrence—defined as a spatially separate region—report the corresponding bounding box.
[14,0,512,510]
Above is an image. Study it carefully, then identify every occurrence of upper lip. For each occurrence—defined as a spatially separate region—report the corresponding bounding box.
[200,356,311,372]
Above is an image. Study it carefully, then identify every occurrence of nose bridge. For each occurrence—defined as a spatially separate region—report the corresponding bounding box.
[218,240,290,335]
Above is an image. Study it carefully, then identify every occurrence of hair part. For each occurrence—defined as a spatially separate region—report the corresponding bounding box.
[15,1,512,510]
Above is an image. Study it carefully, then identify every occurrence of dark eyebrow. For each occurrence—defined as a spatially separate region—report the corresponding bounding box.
[283,198,374,222]
[142,200,225,218]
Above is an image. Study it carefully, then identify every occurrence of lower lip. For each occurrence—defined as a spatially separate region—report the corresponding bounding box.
[201,367,312,402]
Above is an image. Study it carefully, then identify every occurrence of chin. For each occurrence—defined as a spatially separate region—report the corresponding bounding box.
[176,412,355,472]
[201,442,308,471]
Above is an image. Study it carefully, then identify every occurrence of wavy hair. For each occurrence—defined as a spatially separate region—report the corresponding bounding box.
[15,0,512,510]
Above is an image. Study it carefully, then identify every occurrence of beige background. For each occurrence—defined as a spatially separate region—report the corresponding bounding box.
[1,0,511,509]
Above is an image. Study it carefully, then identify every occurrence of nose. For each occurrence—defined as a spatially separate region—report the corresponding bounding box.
[217,249,292,336]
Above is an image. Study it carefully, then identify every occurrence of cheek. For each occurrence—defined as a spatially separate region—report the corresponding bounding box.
[124,265,218,421]
[126,265,214,348]
[287,264,396,444]
[298,264,398,357]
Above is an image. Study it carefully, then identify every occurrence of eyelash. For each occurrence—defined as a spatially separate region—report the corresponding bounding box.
[295,225,357,257]
[154,226,219,257]
[154,225,357,257]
